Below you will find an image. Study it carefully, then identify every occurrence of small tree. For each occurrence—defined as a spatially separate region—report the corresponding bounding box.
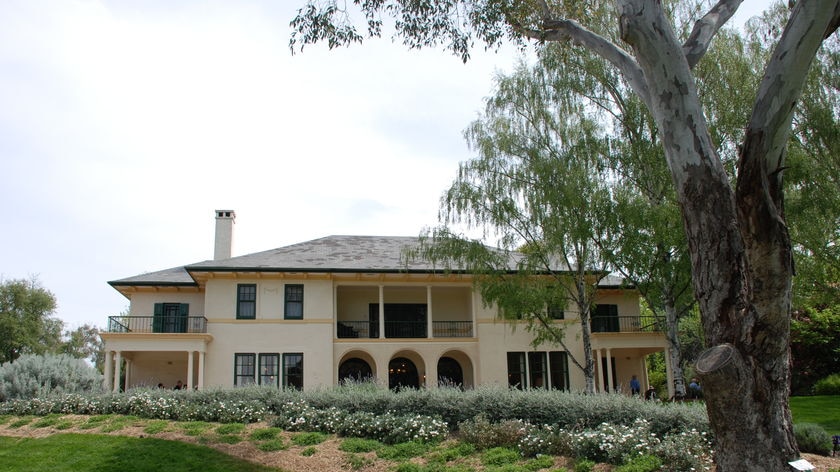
[0,277,62,363]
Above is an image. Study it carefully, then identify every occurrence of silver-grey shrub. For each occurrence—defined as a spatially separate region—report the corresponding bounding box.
[0,353,103,401]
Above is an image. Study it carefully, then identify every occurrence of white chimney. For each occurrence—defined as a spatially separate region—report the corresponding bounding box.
[214,210,235,260]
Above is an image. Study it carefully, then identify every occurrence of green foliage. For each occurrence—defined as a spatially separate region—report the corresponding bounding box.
[256,438,287,452]
[0,277,61,364]
[59,324,104,372]
[0,434,276,472]
[376,441,431,461]
[249,427,282,441]
[0,353,102,401]
[339,437,382,453]
[215,434,242,444]
[614,455,663,472]
[180,421,212,436]
[344,452,374,470]
[573,459,595,472]
[814,374,840,396]
[791,306,840,394]
[291,431,328,446]
[143,420,169,434]
[215,423,245,435]
[482,447,520,466]
[793,423,832,456]
[300,446,317,456]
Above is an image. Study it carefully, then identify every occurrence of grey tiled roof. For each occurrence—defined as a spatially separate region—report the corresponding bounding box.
[108,265,197,286]
[109,235,625,287]
[186,235,439,272]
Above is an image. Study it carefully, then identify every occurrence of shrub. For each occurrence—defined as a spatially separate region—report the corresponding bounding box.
[339,437,382,453]
[794,423,832,455]
[301,446,317,456]
[813,374,840,395]
[256,439,288,452]
[482,447,520,466]
[0,354,103,401]
[459,415,526,449]
[215,423,245,435]
[573,459,595,472]
[292,431,328,446]
[376,441,430,460]
[249,427,282,441]
[614,455,662,472]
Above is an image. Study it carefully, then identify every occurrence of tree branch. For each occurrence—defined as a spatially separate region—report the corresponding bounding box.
[516,19,652,109]
[682,0,744,68]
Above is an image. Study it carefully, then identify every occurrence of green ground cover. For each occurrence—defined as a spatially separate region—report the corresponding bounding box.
[790,395,840,436]
[0,433,279,472]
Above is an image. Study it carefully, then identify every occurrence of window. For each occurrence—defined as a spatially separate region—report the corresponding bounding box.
[152,303,188,333]
[237,284,256,319]
[592,304,619,332]
[259,353,280,387]
[284,284,304,319]
[549,352,569,391]
[507,352,527,389]
[234,353,256,387]
[507,351,569,390]
[283,353,303,390]
[528,352,548,389]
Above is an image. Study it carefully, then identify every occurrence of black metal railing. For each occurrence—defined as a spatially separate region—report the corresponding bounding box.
[107,315,208,334]
[337,320,474,339]
[432,321,473,337]
[590,316,660,333]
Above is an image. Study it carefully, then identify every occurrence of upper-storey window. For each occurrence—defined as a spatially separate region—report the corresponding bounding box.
[284,284,303,319]
[237,284,256,319]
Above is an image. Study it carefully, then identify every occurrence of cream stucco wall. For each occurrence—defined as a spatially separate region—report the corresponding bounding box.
[106,273,662,393]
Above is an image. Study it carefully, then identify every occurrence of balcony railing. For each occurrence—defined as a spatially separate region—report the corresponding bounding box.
[107,315,208,334]
[337,320,473,339]
[590,316,660,333]
[432,321,474,337]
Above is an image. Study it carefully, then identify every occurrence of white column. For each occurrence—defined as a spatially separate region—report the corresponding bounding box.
[187,351,195,390]
[605,348,614,393]
[198,351,206,390]
[113,351,122,393]
[426,286,433,339]
[123,359,131,392]
[378,285,385,339]
[103,351,113,391]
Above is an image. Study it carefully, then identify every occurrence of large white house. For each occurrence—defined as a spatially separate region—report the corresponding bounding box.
[102,210,671,395]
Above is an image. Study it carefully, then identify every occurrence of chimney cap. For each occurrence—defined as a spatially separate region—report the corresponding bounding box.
[215,210,236,219]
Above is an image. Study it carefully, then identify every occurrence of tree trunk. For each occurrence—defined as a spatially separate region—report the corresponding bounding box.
[663,292,686,398]
[617,1,803,469]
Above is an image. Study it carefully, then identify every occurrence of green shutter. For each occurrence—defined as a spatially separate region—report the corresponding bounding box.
[153,303,163,333]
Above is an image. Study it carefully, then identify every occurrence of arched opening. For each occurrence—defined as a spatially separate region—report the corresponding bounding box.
[388,357,419,390]
[338,357,374,384]
[437,356,463,387]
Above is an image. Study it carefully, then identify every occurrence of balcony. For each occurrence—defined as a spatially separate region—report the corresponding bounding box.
[336,320,473,339]
[590,316,660,333]
[107,315,208,334]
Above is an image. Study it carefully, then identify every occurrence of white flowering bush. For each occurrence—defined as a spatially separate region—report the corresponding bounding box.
[272,400,447,444]
[0,354,103,401]
[517,418,713,471]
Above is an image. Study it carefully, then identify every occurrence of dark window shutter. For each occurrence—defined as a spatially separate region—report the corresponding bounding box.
[153,303,163,333]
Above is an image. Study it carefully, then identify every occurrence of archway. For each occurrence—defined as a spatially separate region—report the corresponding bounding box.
[437,356,463,387]
[338,357,374,384]
[388,357,419,390]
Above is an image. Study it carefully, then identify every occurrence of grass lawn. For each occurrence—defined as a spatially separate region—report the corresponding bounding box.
[0,433,281,472]
[790,395,840,436]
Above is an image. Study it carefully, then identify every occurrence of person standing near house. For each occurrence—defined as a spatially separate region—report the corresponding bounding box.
[688,378,702,399]
[644,385,657,401]
[174,380,183,390]
[630,375,641,396]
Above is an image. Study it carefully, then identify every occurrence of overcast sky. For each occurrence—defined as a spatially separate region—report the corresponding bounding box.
[0,1,767,331]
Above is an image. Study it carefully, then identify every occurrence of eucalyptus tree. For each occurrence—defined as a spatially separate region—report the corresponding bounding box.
[291,1,840,469]
[409,92,616,393]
